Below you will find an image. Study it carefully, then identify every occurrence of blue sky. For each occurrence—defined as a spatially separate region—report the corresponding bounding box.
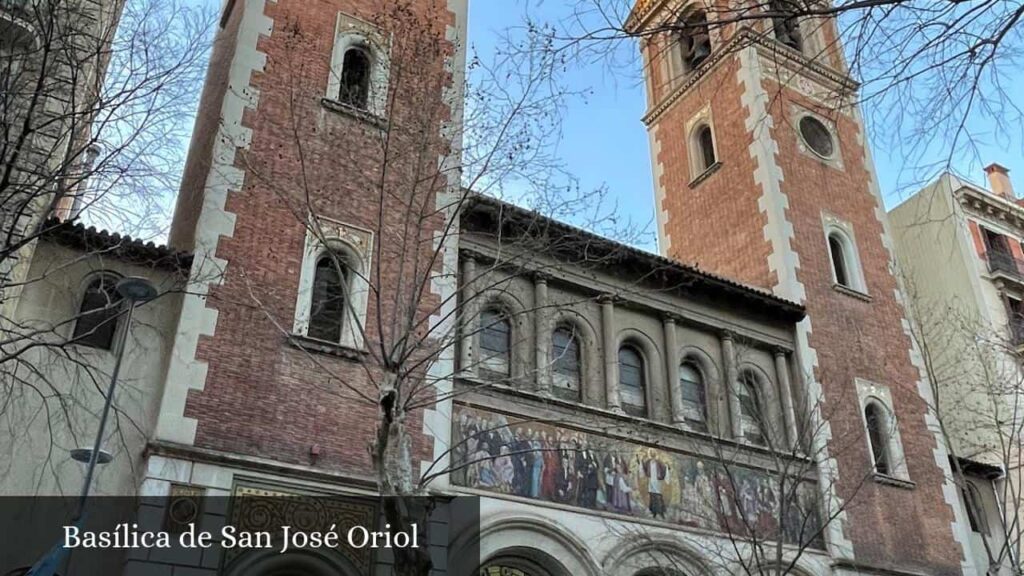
[467,1,1024,252]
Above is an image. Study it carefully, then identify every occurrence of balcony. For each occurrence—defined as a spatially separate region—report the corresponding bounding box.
[1,0,36,47]
[985,251,1024,287]
[1010,317,1024,350]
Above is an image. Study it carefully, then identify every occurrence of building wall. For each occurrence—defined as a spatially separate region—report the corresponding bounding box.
[641,12,970,575]
[155,0,468,487]
[1,241,181,496]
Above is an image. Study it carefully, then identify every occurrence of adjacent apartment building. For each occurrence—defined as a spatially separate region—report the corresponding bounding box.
[890,164,1024,575]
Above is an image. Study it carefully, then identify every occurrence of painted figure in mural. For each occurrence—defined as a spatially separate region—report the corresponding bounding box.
[449,406,818,548]
[495,446,515,492]
[612,457,633,513]
[640,448,671,519]
[577,445,600,508]
[529,429,543,498]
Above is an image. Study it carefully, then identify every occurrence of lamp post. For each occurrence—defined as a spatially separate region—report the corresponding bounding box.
[73,276,157,520]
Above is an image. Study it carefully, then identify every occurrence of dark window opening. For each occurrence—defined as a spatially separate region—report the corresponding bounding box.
[72,275,123,350]
[739,373,766,445]
[551,326,581,400]
[339,46,371,109]
[770,0,803,52]
[308,253,347,343]
[480,308,511,378]
[677,9,711,71]
[962,482,989,535]
[619,345,647,417]
[865,402,891,475]
[799,116,834,158]
[829,234,850,287]
[679,361,707,430]
[696,125,716,172]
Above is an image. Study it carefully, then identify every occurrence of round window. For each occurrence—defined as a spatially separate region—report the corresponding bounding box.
[799,116,834,158]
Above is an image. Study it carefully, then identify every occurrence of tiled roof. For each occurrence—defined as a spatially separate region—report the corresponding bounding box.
[463,194,806,322]
[40,218,193,272]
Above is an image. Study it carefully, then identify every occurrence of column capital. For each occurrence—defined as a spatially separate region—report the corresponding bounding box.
[597,293,619,305]
[661,312,682,325]
[718,328,736,341]
[772,346,791,357]
[531,270,552,284]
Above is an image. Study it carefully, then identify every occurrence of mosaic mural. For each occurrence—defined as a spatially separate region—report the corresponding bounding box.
[451,405,822,547]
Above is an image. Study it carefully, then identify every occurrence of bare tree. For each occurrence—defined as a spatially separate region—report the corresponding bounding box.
[506,0,1023,191]
[0,0,215,493]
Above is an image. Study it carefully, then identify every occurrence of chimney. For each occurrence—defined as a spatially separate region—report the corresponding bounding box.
[984,163,1014,199]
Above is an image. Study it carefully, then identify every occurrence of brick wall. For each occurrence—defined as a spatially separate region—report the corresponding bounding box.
[646,29,966,576]
[174,0,461,483]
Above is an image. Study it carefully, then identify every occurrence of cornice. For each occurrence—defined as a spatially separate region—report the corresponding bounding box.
[642,27,858,127]
[956,185,1024,233]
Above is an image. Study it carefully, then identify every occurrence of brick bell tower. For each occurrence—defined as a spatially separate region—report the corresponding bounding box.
[630,1,971,575]
[152,0,468,496]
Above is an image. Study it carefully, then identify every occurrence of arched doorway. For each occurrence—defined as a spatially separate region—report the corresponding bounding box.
[479,556,553,576]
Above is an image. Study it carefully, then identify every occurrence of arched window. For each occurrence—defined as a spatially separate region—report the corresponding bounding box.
[769,0,803,51]
[72,274,123,349]
[339,46,371,109]
[551,325,581,400]
[828,233,850,287]
[480,308,511,378]
[679,361,707,430]
[619,345,647,417]
[676,8,711,72]
[308,252,348,343]
[962,482,989,534]
[864,401,891,475]
[739,372,766,445]
[694,124,716,172]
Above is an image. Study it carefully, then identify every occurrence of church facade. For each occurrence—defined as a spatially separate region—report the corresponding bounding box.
[1,0,984,575]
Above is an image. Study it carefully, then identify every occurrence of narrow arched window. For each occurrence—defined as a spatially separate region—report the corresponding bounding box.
[72,274,123,349]
[865,402,891,475]
[308,252,348,343]
[551,325,581,400]
[770,0,803,52]
[676,8,711,71]
[739,373,766,445]
[680,361,707,430]
[619,345,647,417]
[695,124,716,171]
[962,482,989,535]
[479,308,511,378]
[828,234,850,287]
[339,46,371,109]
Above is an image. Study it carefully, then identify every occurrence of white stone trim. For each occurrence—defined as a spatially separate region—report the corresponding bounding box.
[853,105,975,575]
[736,44,854,560]
[685,104,718,180]
[821,212,868,294]
[325,12,391,117]
[292,217,373,350]
[855,378,910,480]
[154,0,274,446]
[419,0,469,490]
[791,105,845,170]
[648,124,671,256]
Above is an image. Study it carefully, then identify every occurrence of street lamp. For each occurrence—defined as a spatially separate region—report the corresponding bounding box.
[73,276,157,519]
[26,277,157,576]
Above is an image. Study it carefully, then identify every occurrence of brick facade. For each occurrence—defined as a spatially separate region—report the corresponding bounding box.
[642,13,969,576]
[163,0,465,483]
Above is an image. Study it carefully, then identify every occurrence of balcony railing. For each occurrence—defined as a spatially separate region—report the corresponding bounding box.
[1011,317,1024,348]
[986,251,1024,282]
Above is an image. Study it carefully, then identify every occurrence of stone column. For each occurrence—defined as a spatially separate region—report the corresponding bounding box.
[720,330,742,440]
[775,348,800,450]
[534,274,550,395]
[663,314,684,424]
[458,254,476,376]
[600,294,621,411]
